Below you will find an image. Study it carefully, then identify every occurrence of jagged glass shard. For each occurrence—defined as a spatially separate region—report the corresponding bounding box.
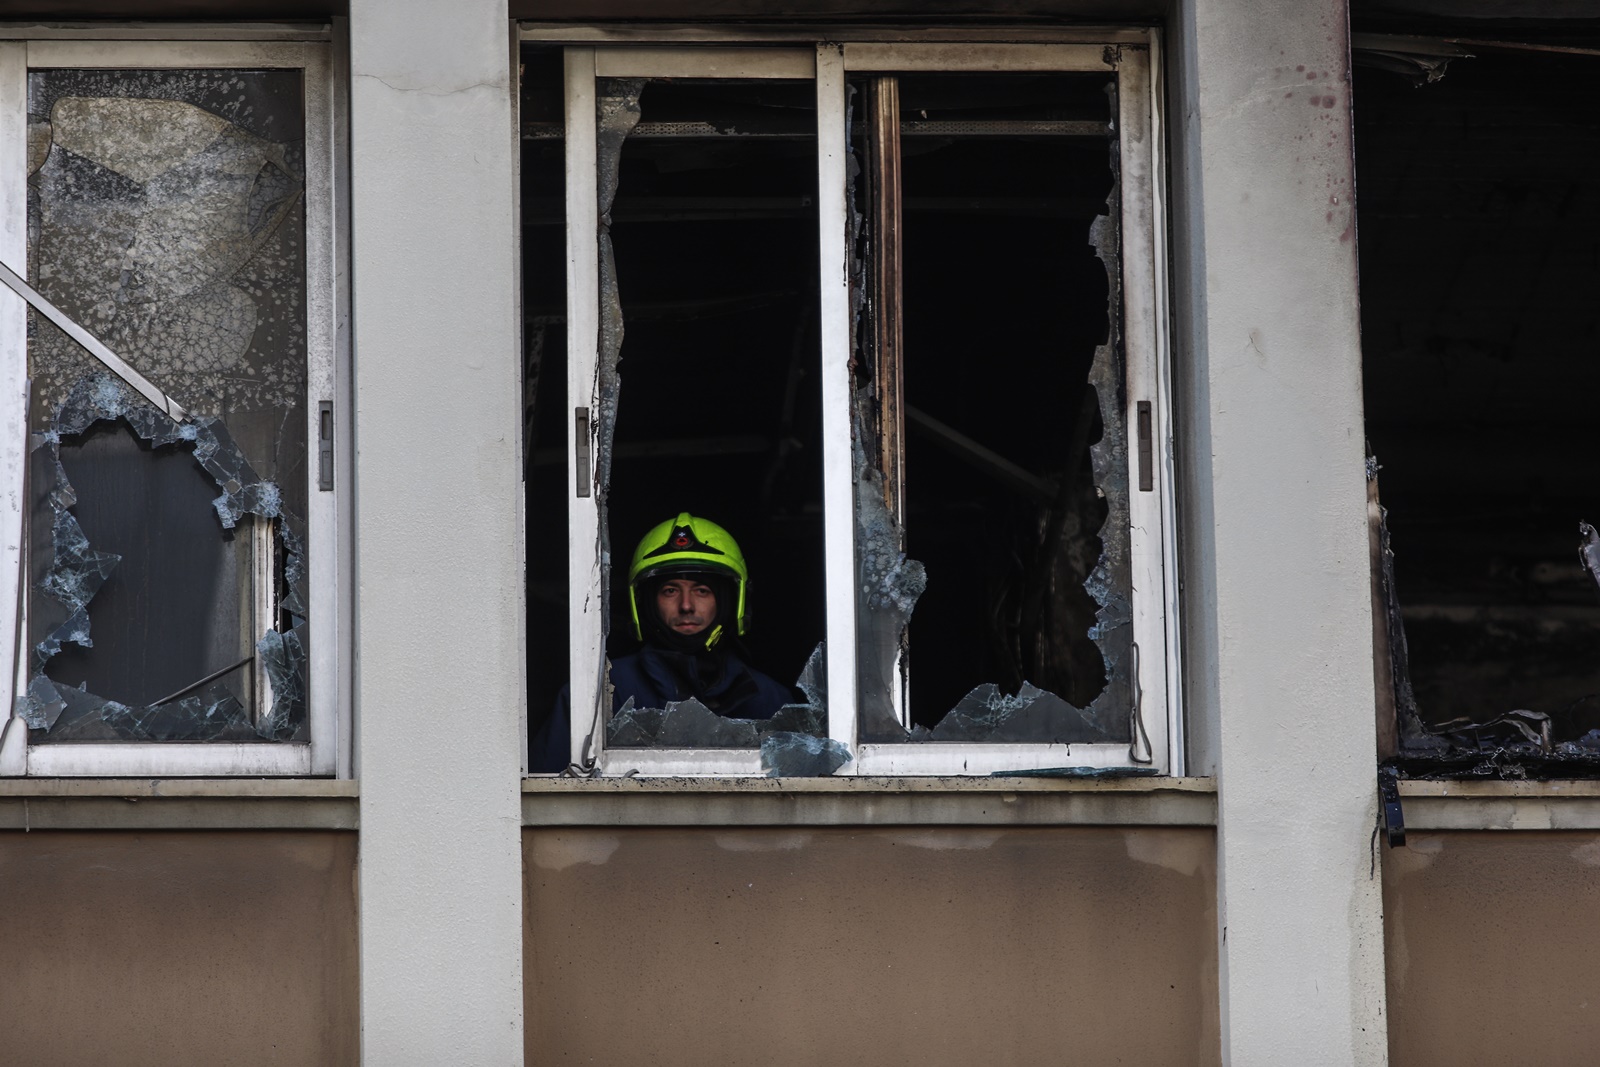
[30,676,258,742]
[257,624,307,741]
[767,702,826,736]
[33,607,94,667]
[656,698,761,747]
[605,650,832,750]
[929,682,1109,744]
[40,510,121,612]
[606,698,664,747]
[854,438,927,742]
[762,732,851,777]
[17,675,68,732]
[590,78,644,642]
[793,642,827,713]
[25,376,309,743]
[100,685,255,742]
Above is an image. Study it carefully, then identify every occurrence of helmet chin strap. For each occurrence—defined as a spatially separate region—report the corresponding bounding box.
[702,624,724,651]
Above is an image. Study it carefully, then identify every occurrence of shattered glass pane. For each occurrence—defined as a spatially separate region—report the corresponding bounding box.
[607,644,829,752]
[848,72,1134,747]
[20,69,310,744]
[586,76,827,757]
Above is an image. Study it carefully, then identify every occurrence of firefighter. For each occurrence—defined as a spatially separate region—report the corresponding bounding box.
[532,513,795,771]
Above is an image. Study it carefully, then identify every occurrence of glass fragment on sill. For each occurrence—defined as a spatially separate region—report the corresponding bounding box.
[761,732,851,777]
[20,376,309,743]
[605,644,829,749]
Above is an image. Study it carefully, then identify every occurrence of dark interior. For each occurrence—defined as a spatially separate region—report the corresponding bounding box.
[523,53,825,730]
[1354,37,1600,737]
[523,52,1124,739]
[886,72,1115,722]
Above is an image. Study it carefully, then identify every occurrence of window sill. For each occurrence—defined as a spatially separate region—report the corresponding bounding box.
[0,779,357,830]
[521,775,1216,827]
[1398,779,1600,831]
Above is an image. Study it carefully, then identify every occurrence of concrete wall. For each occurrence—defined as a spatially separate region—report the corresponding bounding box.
[0,831,358,1067]
[1169,0,1388,1060]
[525,826,1220,1065]
[348,0,528,1060]
[1384,831,1600,1065]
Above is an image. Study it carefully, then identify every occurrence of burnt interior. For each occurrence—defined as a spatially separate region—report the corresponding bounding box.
[523,51,1127,751]
[522,51,826,731]
[885,72,1114,723]
[1355,36,1600,750]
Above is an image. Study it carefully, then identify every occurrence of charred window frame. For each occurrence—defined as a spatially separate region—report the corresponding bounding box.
[0,37,350,778]
[536,35,1179,777]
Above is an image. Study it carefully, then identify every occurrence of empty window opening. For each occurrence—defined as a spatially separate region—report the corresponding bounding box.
[1358,39,1600,772]
[523,40,1175,776]
[849,71,1134,746]
[524,50,827,765]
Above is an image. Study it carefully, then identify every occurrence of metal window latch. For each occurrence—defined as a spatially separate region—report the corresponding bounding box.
[316,399,336,492]
[1136,400,1154,492]
[574,407,591,498]
[318,401,335,491]
[1379,767,1405,848]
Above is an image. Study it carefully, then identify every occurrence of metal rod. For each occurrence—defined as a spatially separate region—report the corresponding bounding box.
[905,404,1059,505]
[0,257,189,422]
[150,653,255,707]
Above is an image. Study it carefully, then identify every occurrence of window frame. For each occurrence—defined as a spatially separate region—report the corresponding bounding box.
[0,36,350,778]
[542,31,1180,777]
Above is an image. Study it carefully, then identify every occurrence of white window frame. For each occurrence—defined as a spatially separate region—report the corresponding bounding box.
[546,32,1179,777]
[0,35,350,778]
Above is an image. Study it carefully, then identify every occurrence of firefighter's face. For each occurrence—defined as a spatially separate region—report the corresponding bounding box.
[656,578,717,636]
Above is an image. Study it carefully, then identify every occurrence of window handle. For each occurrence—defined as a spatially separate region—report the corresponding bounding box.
[1136,400,1154,492]
[318,401,335,491]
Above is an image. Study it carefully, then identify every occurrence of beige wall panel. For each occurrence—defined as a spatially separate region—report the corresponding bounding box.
[1385,831,1600,1065]
[0,830,358,1067]
[525,826,1219,1066]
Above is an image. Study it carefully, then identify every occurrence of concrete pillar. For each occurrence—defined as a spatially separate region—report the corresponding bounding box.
[1170,0,1388,1062]
[348,2,525,1062]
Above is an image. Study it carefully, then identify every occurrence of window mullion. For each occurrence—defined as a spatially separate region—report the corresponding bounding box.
[302,43,341,776]
[0,43,26,776]
[1116,42,1173,773]
[563,46,605,770]
[815,44,859,764]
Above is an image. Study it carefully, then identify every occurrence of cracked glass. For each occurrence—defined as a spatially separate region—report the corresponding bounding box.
[20,69,310,744]
[848,72,1135,747]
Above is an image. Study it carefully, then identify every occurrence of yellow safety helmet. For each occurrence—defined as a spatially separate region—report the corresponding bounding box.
[628,512,749,642]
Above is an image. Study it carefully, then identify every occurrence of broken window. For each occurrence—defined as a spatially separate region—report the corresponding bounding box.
[0,41,345,777]
[524,38,1177,777]
[1357,36,1600,780]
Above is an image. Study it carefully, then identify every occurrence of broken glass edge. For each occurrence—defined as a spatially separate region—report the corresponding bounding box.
[604,643,829,750]
[592,78,645,652]
[850,130,1130,748]
[17,373,308,743]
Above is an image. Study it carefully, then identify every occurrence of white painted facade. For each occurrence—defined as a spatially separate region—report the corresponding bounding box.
[0,0,1395,1063]
[348,2,527,1061]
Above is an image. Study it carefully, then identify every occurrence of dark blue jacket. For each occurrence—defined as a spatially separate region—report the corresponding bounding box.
[531,643,795,772]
